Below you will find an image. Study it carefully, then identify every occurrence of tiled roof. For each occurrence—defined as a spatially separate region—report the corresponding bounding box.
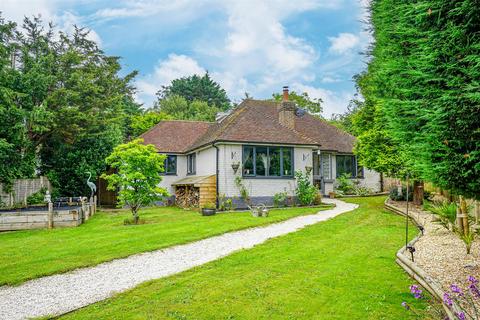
[140,120,212,153]
[141,99,355,154]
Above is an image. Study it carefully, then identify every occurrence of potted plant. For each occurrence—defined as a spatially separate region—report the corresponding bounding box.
[201,202,217,216]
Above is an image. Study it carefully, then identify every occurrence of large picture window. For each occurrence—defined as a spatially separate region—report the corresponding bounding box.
[187,153,196,175]
[336,155,358,178]
[242,146,293,178]
[161,155,177,175]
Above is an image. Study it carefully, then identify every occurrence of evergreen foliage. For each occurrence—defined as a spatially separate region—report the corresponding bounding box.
[0,15,141,195]
[156,72,230,112]
[272,90,323,116]
[355,0,480,199]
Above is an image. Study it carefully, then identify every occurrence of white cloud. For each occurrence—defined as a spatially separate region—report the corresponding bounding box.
[56,11,102,46]
[292,83,354,118]
[1,2,102,47]
[328,32,360,55]
[1,0,55,24]
[136,54,206,105]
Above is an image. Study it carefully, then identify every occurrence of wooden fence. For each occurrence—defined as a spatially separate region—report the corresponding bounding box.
[0,176,51,207]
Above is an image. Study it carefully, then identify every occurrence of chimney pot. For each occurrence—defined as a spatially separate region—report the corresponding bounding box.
[282,86,289,101]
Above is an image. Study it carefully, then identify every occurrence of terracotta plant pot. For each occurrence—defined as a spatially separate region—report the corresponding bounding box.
[201,208,216,216]
[329,192,336,199]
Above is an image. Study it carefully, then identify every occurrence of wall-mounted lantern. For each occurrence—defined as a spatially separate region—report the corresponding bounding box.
[231,162,240,174]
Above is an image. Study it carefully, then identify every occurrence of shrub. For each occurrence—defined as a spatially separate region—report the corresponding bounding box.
[335,173,356,194]
[389,186,413,201]
[273,191,288,207]
[26,188,48,205]
[426,201,457,230]
[354,186,372,196]
[313,191,323,205]
[295,170,317,206]
[234,176,250,205]
[218,194,234,211]
[202,202,216,209]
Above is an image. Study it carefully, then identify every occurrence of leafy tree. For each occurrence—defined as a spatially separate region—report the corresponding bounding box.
[272,91,323,116]
[155,95,219,122]
[157,72,230,111]
[329,93,362,134]
[130,111,172,137]
[0,15,141,195]
[358,0,480,199]
[102,139,169,224]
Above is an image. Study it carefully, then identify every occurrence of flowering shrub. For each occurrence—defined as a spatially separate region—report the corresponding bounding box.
[402,276,480,320]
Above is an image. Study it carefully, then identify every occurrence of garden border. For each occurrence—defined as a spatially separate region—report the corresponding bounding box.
[384,199,462,319]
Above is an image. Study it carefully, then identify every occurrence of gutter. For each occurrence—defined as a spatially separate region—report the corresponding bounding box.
[213,143,220,210]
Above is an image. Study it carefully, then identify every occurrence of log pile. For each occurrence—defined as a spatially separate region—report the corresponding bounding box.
[175,186,200,208]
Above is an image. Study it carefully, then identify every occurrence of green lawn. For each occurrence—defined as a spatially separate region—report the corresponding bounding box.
[0,205,332,286]
[61,196,423,320]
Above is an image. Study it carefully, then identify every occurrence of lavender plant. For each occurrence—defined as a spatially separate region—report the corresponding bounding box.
[402,277,480,320]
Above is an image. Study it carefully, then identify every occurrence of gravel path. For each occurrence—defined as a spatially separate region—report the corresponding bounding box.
[390,201,480,294]
[0,199,356,320]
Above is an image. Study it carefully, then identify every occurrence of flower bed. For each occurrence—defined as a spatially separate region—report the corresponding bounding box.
[385,199,480,318]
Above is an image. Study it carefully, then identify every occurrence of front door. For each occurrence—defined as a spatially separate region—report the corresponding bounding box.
[312,152,324,194]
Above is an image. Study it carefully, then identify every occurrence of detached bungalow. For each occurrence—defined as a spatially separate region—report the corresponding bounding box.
[142,87,381,208]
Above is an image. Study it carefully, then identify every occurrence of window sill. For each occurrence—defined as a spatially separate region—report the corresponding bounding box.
[160,173,177,176]
[242,176,295,180]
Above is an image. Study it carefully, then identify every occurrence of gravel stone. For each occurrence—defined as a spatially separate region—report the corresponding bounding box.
[390,200,480,302]
[0,199,357,320]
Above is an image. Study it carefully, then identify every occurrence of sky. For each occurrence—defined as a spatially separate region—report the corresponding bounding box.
[1,0,371,117]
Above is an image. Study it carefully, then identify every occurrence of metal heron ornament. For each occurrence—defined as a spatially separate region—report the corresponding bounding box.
[86,172,97,198]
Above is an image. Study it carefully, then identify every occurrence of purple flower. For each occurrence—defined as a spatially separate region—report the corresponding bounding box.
[410,285,423,299]
[455,312,466,320]
[468,275,480,298]
[450,284,463,295]
[443,293,453,307]
[401,301,410,310]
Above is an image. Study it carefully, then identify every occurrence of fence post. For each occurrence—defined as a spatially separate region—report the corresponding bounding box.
[48,202,54,229]
[93,195,97,215]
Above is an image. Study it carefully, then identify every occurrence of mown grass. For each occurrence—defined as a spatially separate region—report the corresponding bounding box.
[0,205,332,286]
[61,196,424,320]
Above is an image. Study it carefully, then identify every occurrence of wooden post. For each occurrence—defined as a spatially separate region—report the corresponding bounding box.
[456,206,464,234]
[475,201,480,225]
[93,195,97,215]
[459,196,469,235]
[48,202,54,229]
[413,180,424,206]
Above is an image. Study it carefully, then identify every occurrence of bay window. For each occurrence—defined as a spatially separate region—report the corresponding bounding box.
[242,145,293,178]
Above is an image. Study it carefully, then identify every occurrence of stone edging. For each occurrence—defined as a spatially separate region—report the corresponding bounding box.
[384,199,461,319]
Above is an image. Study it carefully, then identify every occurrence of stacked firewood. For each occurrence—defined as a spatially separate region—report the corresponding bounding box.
[175,186,200,208]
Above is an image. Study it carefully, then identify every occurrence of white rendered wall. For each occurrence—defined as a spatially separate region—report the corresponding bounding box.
[218,144,313,198]
[158,155,187,195]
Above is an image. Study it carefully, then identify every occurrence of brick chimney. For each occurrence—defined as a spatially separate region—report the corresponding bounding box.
[278,86,296,130]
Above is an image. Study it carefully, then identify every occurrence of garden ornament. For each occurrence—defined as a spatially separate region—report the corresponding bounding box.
[86,172,97,198]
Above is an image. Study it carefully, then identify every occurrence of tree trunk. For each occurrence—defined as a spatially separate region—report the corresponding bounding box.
[413,180,424,206]
[132,207,139,224]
